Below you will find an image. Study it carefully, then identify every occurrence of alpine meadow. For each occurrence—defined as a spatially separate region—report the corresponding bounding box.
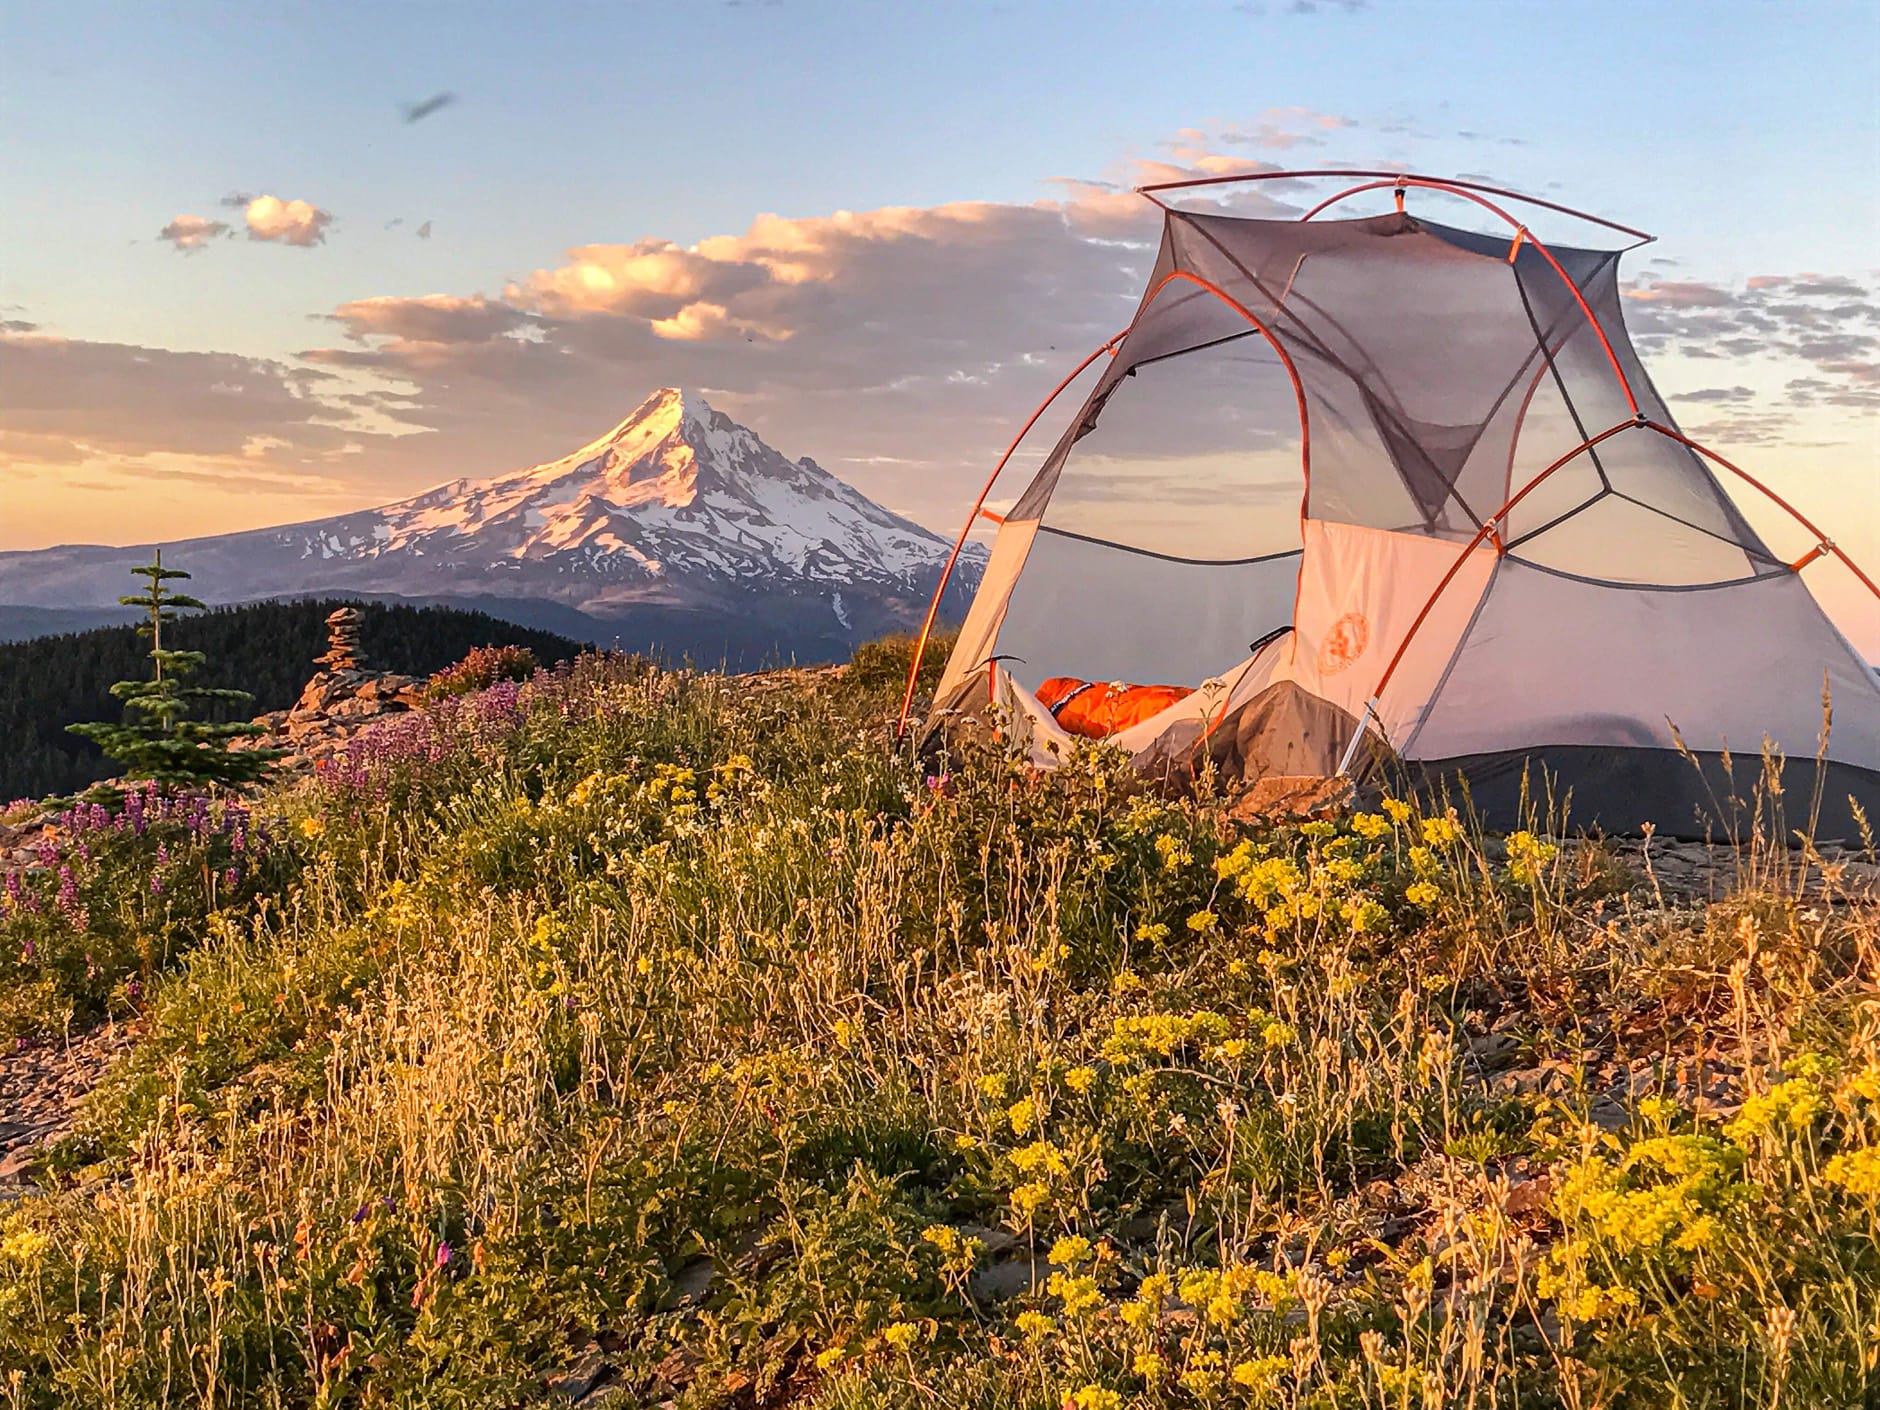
[4,4,1879,1407]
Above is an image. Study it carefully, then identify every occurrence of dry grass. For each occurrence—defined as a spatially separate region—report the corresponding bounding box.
[1,654,1876,1408]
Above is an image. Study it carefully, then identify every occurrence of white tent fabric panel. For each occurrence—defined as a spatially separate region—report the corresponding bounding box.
[933,517,1038,708]
[1405,562,1880,766]
[1282,520,1498,743]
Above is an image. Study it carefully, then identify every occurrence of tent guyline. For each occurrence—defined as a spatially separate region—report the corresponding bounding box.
[902,170,1880,839]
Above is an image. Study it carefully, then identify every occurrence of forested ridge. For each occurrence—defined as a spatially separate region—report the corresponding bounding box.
[0,598,585,801]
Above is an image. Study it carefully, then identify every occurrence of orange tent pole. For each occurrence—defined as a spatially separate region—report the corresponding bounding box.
[1640,420,1880,604]
[892,332,1126,741]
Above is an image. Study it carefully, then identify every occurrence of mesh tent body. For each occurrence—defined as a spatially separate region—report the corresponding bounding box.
[914,177,1880,837]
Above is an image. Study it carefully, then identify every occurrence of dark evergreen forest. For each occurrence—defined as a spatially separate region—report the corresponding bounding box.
[1,599,586,802]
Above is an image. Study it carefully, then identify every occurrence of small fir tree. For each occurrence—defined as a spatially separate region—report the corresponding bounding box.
[67,551,284,790]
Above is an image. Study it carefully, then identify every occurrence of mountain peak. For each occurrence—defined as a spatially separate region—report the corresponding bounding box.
[0,392,985,663]
[617,385,710,436]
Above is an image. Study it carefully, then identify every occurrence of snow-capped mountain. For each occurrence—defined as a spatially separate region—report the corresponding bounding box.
[0,389,982,665]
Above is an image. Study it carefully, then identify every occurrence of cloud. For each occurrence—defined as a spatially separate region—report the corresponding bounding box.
[0,327,355,460]
[1746,273,1867,298]
[328,294,531,346]
[1216,107,1352,151]
[158,214,231,253]
[1623,270,1878,429]
[276,141,1316,514]
[241,194,333,246]
[1622,280,1736,307]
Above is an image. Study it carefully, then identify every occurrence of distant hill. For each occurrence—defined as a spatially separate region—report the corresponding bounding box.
[0,599,587,802]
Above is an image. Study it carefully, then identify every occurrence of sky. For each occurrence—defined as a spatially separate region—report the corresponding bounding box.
[2,0,1876,647]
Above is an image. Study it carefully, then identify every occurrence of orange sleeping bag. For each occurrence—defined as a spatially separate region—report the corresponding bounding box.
[1035,677,1194,739]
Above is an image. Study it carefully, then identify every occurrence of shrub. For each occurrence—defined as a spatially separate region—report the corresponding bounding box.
[419,644,539,701]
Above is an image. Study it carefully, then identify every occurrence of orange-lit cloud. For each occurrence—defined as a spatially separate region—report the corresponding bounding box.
[242,194,333,246]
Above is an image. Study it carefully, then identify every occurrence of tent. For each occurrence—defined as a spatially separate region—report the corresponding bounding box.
[900,172,1880,838]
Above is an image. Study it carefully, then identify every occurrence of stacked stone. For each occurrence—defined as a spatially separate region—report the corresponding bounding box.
[315,606,365,674]
[227,606,422,773]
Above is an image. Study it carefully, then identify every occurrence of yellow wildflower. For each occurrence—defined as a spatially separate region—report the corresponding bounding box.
[1050,1235,1093,1267]
[1013,1309,1054,1339]
[0,1226,49,1265]
[881,1321,921,1351]
[1340,897,1389,932]
[1063,1065,1096,1095]
[1009,1141,1069,1177]
[1233,1356,1289,1389]
[1153,833,1193,873]
[1007,1096,1040,1135]
[1824,1148,1880,1198]
[1421,815,1461,846]
[1010,1181,1051,1217]
[1047,1271,1103,1317]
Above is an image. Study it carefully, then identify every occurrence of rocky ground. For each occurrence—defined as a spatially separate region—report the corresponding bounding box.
[0,1021,130,1191]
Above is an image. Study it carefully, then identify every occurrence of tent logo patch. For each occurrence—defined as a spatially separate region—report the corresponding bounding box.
[1317,612,1370,676]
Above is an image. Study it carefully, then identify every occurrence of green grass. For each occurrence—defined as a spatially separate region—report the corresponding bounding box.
[1,650,1876,1408]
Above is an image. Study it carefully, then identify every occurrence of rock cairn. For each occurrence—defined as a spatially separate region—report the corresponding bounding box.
[315,606,365,673]
[228,607,422,773]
